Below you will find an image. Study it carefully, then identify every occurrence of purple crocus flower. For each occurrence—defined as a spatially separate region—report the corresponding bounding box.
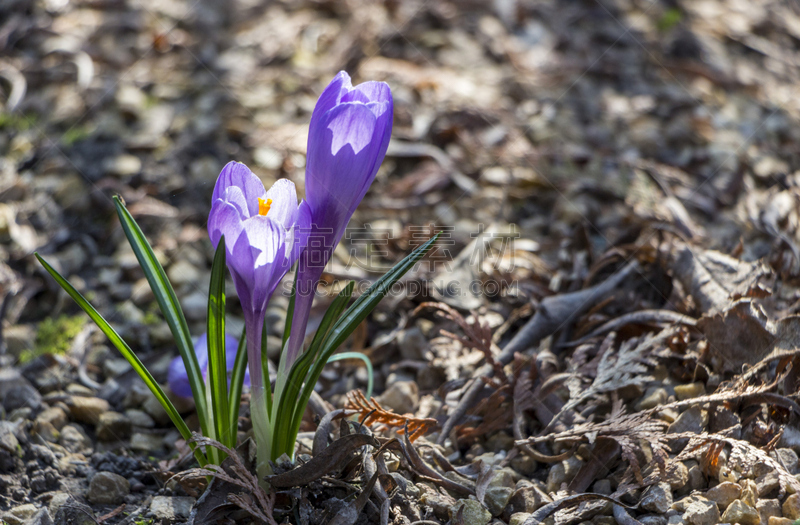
[285,71,393,366]
[208,161,310,471]
[167,333,250,399]
[208,161,310,321]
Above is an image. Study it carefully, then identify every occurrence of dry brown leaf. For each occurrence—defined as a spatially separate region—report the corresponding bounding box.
[672,245,771,314]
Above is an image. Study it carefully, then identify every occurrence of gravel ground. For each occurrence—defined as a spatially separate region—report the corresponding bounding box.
[4,0,800,524]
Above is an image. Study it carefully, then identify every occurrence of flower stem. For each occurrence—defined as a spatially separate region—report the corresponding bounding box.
[285,266,321,367]
[245,312,272,482]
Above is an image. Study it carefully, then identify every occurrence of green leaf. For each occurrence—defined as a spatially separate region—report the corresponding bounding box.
[35,253,207,466]
[228,326,247,437]
[323,233,440,354]
[112,196,209,437]
[272,282,354,460]
[207,237,231,451]
[327,352,373,400]
[287,233,440,458]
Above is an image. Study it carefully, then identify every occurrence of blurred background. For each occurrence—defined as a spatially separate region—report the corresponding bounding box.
[2,0,800,397]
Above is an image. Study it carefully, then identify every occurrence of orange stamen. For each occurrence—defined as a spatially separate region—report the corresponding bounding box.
[258,197,273,216]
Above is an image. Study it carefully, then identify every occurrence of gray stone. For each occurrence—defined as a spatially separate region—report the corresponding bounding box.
[450,499,491,525]
[53,497,96,525]
[149,496,195,521]
[167,260,202,289]
[593,479,612,495]
[637,387,668,410]
[484,485,513,516]
[2,324,35,358]
[87,471,130,505]
[720,499,760,525]
[58,424,93,454]
[378,381,419,414]
[642,482,673,514]
[102,358,132,379]
[27,507,53,525]
[130,432,164,452]
[509,513,532,525]
[771,448,799,473]
[757,499,781,525]
[683,496,721,525]
[36,407,68,430]
[756,469,781,496]
[397,327,428,360]
[783,493,800,519]
[125,408,155,428]
[67,396,110,425]
[638,516,668,525]
[510,452,537,477]
[0,421,21,455]
[47,491,72,516]
[705,481,740,510]
[1,504,38,525]
[104,154,141,177]
[668,406,707,434]
[96,411,132,441]
[507,483,551,514]
[546,461,566,492]
[666,461,689,490]
[3,383,42,412]
[142,387,195,424]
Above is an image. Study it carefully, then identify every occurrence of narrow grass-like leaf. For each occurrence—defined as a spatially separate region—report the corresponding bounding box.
[272,282,354,459]
[286,234,439,454]
[207,238,231,451]
[112,196,209,436]
[327,352,373,399]
[36,253,207,466]
[228,326,247,436]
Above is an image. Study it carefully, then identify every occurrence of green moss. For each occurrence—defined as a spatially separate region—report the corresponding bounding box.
[61,125,92,146]
[0,112,37,131]
[657,8,682,32]
[21,314,87,363]
[143,304,161,326]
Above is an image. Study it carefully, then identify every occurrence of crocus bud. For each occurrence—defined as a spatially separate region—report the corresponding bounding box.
[167,333,249,399]
[286,71,393,366]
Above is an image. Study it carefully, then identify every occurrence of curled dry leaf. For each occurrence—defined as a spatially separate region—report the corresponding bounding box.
[265,433,379,488]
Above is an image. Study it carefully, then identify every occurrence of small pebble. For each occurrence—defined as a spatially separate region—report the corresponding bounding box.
[705,481,741,510]
[782,493,800,519]
[674,382,705,400]
[642,482,673,514]
[720,499,759,525]
[87,471,130,505]
[681,496,720,525]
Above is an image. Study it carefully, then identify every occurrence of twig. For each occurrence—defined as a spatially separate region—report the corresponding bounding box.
[438,261,641,444]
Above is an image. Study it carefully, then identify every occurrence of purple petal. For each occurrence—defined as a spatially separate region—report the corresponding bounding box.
[263,179,299,230]
[308,71,351,137]
[327,103,378,156]
[167,333,250,400]
[229,230,259,314]
[289,200,312,264]
[212,162,267,218]
[208,200,244,252]
[352,81,392,105]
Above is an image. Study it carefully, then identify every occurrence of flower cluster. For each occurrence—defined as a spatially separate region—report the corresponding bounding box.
[39,71,437,477]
